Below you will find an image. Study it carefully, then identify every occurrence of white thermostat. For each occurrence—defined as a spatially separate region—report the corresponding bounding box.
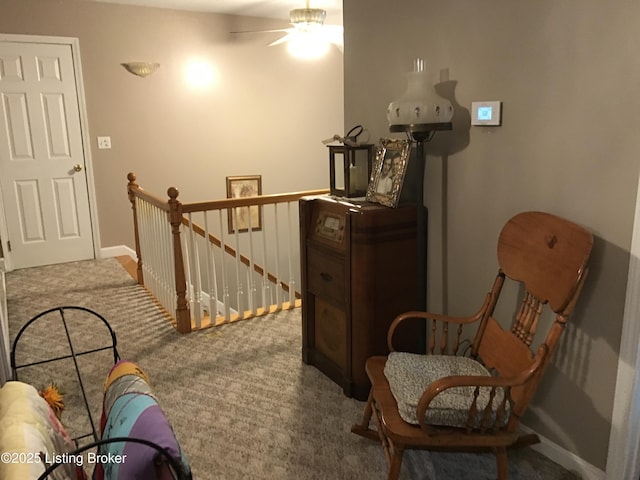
[471,101,502,126]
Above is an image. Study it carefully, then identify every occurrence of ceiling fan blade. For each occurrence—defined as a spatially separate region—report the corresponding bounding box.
[268,32,295,47]
[230,28,291,35]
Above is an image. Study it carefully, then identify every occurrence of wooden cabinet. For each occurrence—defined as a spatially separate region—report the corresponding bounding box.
[299,195,424,400]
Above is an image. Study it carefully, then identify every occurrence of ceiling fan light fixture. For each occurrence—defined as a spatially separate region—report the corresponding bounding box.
[290,8,326,27]
[286,31,330,60]
[231,2,341,59]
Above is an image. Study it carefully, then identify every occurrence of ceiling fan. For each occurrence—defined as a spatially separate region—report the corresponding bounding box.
[232,1,343,59]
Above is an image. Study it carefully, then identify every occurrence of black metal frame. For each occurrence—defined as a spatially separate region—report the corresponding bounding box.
[11,306,120,443]
[10,306,191,479]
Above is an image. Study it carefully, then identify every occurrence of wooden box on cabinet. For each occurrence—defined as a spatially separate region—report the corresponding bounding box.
[299,195,423,400]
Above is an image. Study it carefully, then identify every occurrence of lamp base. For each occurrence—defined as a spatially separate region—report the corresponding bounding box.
[389,122,451,326]
[390,122,452,142]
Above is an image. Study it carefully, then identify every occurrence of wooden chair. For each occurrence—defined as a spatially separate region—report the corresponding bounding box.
[351,211,593,479]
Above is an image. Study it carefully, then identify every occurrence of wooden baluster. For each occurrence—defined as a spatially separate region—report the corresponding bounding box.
[247,208,257,315]
[136,198,147,283]
[232,207,245,319]
[260,204,272,309]
[161,207,174,313]
[514,293,542,346]
[274,203,283,310]
[480,388,498,431]
[218,209,231,323]
[127,173,144,285]
[526,300,543,345]
[180,216,192,315]
[429,319,436,354]
[149,202,161,306]
[453,324,463,355]
[440,321,449,354]
[186,213,202,329]
[204,212,219,322]
[494,387,510,430]
[140,199,155,294]
[168,187,191,333]
[512,292,529,338]
[522,295,538,343]
[286,201,296,308]
[467,387,481,431]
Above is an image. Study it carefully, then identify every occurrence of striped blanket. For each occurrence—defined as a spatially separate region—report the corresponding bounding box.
[93,361,191,480]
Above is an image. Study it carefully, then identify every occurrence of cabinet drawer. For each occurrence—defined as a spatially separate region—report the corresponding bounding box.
[307,250,346,305]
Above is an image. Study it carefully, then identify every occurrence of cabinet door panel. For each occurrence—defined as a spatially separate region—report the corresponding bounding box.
[307,248,346,305]
[314,298,347,368]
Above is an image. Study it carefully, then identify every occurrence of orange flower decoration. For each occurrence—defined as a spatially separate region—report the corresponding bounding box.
[39,383,65,419]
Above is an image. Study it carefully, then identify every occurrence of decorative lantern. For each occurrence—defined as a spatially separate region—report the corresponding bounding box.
[328,143,374,198]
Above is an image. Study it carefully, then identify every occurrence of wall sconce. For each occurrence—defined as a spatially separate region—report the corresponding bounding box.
[121,62,160,78]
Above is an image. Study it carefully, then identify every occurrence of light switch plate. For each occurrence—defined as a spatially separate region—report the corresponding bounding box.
[471,101,502,126]
[97,136,111,149]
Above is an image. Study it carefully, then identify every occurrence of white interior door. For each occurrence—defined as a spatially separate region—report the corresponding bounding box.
[0,40,94,269]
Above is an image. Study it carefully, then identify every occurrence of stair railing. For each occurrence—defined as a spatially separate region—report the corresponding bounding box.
[127,172,328,333]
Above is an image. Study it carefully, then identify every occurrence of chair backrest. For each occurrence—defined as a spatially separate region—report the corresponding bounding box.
[474,212,592,420]
[497,211,593,316]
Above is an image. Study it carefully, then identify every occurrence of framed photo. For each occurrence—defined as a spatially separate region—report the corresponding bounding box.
[226,175,262,233]
[365,138,411,208]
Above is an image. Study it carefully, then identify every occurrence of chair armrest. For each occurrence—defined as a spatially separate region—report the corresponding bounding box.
[387,292,493,353]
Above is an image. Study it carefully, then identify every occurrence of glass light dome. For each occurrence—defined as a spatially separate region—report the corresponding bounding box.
[387,59,453,127]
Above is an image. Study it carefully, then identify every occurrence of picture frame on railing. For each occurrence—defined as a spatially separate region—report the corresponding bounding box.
[226,175,262,233]
[365,138,411,208]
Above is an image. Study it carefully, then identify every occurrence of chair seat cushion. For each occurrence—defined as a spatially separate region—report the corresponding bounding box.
[384,352,508,428]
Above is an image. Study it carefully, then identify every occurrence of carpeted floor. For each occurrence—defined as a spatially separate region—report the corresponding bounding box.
[6,258,580,479]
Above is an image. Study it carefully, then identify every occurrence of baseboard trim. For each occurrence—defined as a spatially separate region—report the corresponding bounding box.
[520,425,605,479]
[100,245,137,260]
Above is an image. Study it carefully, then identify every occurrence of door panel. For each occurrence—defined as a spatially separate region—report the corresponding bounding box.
[0,41,93,269]
[53,177,81,237]
[15,179,45,242]
[4,93,34,158]
[43,93,71,157]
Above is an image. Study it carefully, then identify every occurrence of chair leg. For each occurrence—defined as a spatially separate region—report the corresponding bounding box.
[495,446,508,480]
[351,389,378,441]
[387,444,404,480]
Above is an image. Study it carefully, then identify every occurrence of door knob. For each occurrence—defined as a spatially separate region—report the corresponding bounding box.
[73,164,83,172]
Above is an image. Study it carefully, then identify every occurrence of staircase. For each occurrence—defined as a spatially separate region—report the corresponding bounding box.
[126,172,328,333]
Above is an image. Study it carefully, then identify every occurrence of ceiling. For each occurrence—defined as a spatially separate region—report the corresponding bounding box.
[81,0,343,24]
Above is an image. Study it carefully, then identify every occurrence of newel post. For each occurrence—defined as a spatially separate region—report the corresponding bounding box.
[167,187,191,333]
[127,172,144,285]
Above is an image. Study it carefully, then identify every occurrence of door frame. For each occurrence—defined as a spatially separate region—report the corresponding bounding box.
[606,169,640,479]
[0,34,101,272]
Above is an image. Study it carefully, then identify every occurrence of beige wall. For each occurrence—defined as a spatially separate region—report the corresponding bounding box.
[344,0,640,471]
[0,0,343,248]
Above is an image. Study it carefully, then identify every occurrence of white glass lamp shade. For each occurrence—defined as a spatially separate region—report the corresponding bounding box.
[386,59,453,126]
